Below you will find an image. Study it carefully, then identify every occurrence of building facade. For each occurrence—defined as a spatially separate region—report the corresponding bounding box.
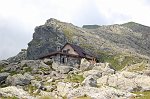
[40,43,96,66]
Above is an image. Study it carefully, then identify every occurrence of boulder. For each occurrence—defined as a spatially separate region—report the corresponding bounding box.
[93,62,115,76]
[2,63,20,73]
[20,60,41,69]
[0,60,9,66]
[52,63,72,74]
[97,71,150,92]
[6,73,33,86]
[82,75,97,87]
[80,58,92,71]
[83,70,102,78]
[143,70,150,76]
[67,86,135,99]
[0,72,10,84]
[52,62,59,70]
[58,66,73,74]
[0,86,34,99]
[43,58,53,65]
[57,82,73,97]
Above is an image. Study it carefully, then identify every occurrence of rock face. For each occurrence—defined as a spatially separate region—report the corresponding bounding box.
[0,86,34,99]
[7,50,27,63]
[27,19,67,59]
[0,72,10,84]
[6,73,33,86]
[27,18,150,61]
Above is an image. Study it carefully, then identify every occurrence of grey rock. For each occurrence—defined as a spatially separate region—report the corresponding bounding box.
[6,73,33,86]
[80,58,92,71]
[20,60,41,69]
[52,62,59,70]
[0,72,10,84]
[43,58,53,65]
[82,75,97,87]
[0,86,34,99]
[83,70,102,78]
[7,50,27,63]
[58,66,73,74]
[97,71,150,92]
[2,63,20,73]
[52,62,72,74]
[57,82,74,97]
[67,86,135,99]
[143,70,150,76]
[0,60,9,66]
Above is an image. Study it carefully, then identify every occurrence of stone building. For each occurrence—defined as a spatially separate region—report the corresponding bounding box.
[40,43,96,66]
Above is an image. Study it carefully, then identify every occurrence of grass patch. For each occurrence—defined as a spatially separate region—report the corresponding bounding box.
[10,71,18,76]
[24,67,32,72]
[63,28,74,42]
[23,84,39,96]
[133,91,150,99]
[74,95,91,99]
[66,74,84,83]
[39,67,50,71]
[128,62,146,72]
[97,51,143,71]
[38,95,56,99]
[0,66,3,73]
[1,96,19,99]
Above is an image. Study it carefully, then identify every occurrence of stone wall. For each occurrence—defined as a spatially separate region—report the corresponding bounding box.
[52,54,81,67]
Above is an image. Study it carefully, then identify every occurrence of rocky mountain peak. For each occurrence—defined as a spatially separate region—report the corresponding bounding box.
[45,18,61,26]
[26,19,150,62]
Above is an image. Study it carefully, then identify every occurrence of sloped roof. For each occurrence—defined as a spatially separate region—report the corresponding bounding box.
[61,43,92,58]
[39,43,95,59]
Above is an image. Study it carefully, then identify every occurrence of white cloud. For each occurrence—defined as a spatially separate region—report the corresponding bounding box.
[95,0,150,25]
[0,0,150,59]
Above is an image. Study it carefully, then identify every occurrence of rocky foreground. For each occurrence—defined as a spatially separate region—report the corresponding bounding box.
[0,59,150,99]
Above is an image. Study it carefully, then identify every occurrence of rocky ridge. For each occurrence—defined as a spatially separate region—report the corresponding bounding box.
[27,19,150,59]
[26,18,150,71]
[0,18,150,99]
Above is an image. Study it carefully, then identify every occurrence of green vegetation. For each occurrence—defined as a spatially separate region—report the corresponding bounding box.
[128,62,146,72]
[24,84,38,96]
[133,91,150,99]
[97,51,143,71]
[1,96,19,99]
[39,67,50,72]
[80,44,95,51]
[35,76,42,81]
[24,67,32,72]
[38,95,56,99]
[9,71,18,76]
[74,95,91,99]
[66,74,84,83]
[63,28,74,42]
[0,66,3,73]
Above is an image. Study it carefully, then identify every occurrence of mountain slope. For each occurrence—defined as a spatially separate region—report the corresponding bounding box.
[26,18,150,70]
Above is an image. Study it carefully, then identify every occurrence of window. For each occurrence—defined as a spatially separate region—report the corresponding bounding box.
[57,46,60,51]
[63,50,67,53]
[63,49,70,53]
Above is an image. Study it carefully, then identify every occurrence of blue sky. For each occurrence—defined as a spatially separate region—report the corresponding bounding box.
[0,0,150,59]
